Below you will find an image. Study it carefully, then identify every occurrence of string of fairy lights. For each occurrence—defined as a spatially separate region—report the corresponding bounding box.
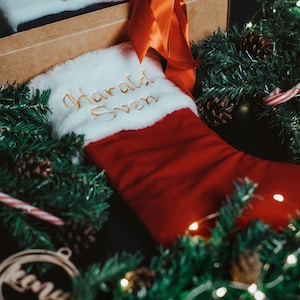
[186,193,285,236]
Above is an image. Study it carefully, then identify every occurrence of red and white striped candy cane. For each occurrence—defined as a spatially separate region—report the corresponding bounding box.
[263,82,300,106]
[0,192,65,226]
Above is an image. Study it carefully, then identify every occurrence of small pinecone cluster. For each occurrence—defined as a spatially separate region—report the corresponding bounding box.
[14,153,53,179]
[57,219,97,254]
[238,30,273,60]
[197,97,234,127]
[123,267,155,294]
[230,250,263,284]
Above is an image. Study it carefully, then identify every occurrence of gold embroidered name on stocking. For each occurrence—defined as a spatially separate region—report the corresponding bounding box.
[62,70,158,122]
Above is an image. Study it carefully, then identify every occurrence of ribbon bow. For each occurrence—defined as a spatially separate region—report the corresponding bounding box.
[129,0,199,98]
[263,82,300,106]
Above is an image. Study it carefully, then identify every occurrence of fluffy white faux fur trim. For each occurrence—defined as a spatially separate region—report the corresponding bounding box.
[29,42,197,145]
[0,0,124,31]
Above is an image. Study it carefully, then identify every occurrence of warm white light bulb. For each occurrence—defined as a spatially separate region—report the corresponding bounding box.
[273,194,284,202]
[120,278,129,289]
[254,290,266,300]
[288,223,296,231]
[248,283,258,294]
[189,221,199,231]
[287,254,297,265]
[215,287,227,297]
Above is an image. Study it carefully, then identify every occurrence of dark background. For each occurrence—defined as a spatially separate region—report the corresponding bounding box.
[230,0,260,28]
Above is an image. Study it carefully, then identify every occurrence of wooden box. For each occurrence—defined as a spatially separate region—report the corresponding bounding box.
[0,0,229,84]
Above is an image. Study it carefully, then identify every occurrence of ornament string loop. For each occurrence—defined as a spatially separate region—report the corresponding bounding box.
[263,82,300,106]
[129,0,199,98]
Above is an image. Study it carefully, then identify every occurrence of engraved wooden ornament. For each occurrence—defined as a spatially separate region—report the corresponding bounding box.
[0,248,78,300]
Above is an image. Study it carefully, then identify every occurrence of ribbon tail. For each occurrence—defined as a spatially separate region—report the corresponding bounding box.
[165,0,198,97]
[129,0,163,63]
[129,0,199,98]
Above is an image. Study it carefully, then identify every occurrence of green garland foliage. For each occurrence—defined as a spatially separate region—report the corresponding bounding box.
[192,0,300,163]
[73,179,300,300]
[0,81,112,250]
[73,252,144,300]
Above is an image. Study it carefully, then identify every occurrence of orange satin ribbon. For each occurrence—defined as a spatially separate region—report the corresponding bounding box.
[129,0,199,98]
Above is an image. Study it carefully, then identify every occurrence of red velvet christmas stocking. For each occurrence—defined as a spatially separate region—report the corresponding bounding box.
[29,42,300,246]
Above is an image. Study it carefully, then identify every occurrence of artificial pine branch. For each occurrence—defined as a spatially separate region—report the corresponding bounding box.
[211,178,257,243]
[103,179,300,300]
[192,0,300,163]
[0,82,112,251]
[142,236,209,299]
[73,252,143,300]
[256,101,300,163]
[0,81,50,125]
[109,179,260,299]
[231,219,271,259]
[0,204,54,250]
[205,179,259,278]
[192,27,279,106]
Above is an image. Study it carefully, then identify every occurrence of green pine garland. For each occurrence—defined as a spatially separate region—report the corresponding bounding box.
[73,179,300,300]
[73,252,144,300]
[0,81,112,250]
[192,0,300,163]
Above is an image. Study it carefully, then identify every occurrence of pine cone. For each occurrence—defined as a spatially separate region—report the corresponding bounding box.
[15,153,53,179]
[197,98,234,127]
[123,267,155,294]
[230,250,263,284]
[57,219,97,254]
[239,30,273,60]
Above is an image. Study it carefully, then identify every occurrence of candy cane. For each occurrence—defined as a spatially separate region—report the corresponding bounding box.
[263,82,300,106]
[0,192,64,226]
